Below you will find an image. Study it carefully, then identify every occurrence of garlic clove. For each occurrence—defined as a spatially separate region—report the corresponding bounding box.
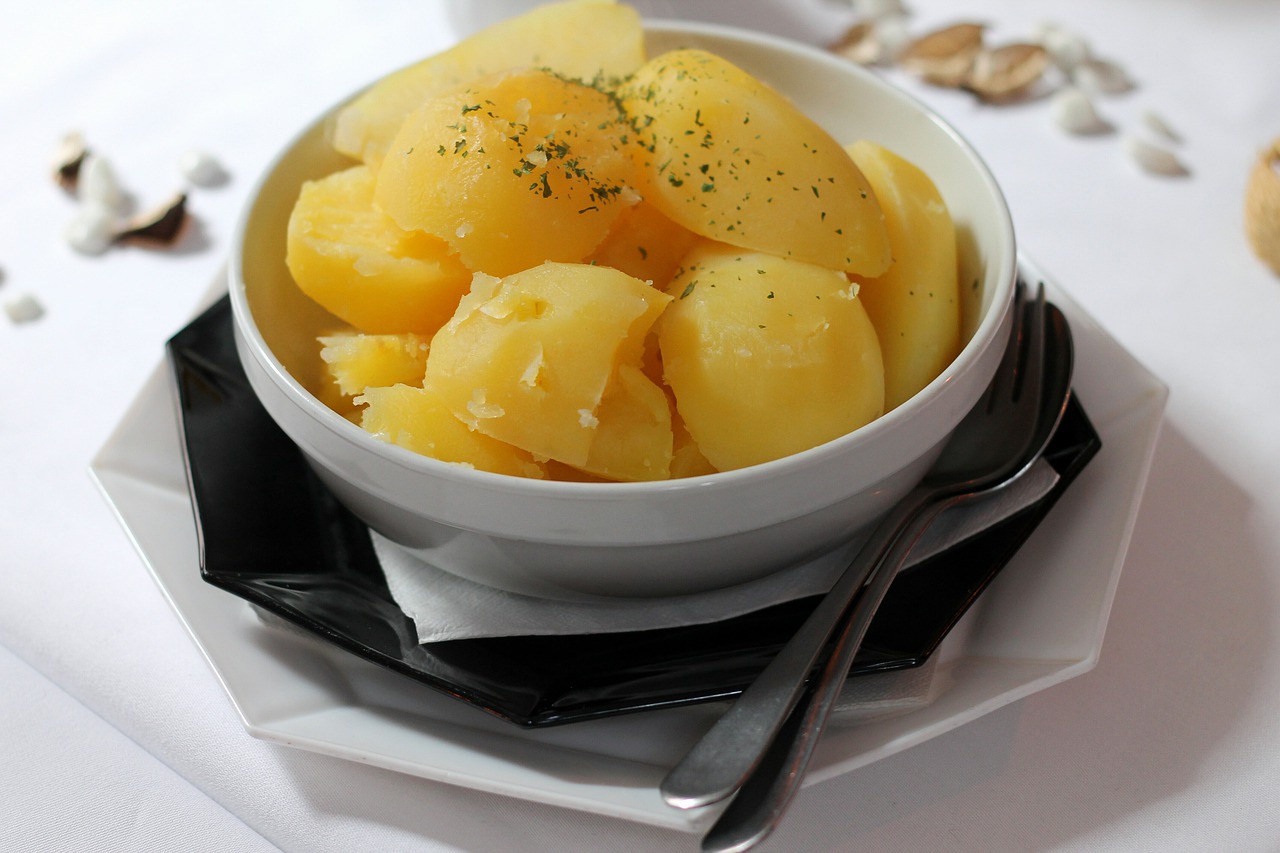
[1051,85,1112,135]
[1034,22,1092,72]
[1073,57,1135,95]
[899,22,987,88]
[178,150,229,187]
[852,0,909,21]
[4,293,46,325]
[79,154,127,212]
[967,42,1051,102]
[1140,110,1181,145]
[1124,135,1190,177]
[1244,139,1280,275]
[65,199,120,255]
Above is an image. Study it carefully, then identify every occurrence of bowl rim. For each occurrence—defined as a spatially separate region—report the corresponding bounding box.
[229,18,1017,500]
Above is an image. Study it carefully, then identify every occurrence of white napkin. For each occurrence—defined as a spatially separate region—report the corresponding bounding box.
[378,459,1059,643]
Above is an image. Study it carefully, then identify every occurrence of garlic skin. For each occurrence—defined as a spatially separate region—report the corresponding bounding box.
[1051,86,1111,135]
[1124,135,1190,177]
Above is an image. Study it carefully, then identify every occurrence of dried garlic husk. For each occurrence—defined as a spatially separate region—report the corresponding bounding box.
[1051,85,1111,135]
[832,21,884,65]
[1245,140,1280,275]
[967,42,1050,102]
[1124,135,1189,177]
[53,131,88,192]
[899,22,986,88]
[114,192,190,246]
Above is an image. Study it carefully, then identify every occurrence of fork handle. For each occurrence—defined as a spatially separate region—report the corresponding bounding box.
[700,502,946,853]
[660,485,933,810]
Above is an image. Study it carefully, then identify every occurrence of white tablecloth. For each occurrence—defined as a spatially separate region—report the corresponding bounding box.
[3,1,1279,850]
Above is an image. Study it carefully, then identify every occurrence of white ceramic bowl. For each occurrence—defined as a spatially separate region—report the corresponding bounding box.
[230,21,1017,600]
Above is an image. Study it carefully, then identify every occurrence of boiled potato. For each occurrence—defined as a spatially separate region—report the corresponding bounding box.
[846,140,961,410]
[376,68,638,276]
[358,384,544,478]
[332,0,644,166]
[575,363,673,481]
[620,49,891,277]
[587,200,700,288]
[659,242,884,471]
[425,262,671,467]
[318,331,430,397]
[286,165,472,335]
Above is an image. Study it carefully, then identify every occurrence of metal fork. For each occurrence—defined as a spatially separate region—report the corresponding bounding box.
[699,296,1075,853]
[662,281,1059,818]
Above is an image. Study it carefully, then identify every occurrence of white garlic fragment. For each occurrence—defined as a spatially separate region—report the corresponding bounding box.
[78,154,126,212]
[853,0,909,21]
[1033,22,1092,71]
[1124,135,1190,177]
[875,14,913,58]
[1073,57,1135,95]
[4,293,45,324]
[1140,110,1182,145]
[178,150,229,187]
[64,199,120,255]
[1051,85,1111,135]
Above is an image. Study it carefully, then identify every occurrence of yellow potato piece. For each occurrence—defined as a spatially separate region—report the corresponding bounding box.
[846,140,962,410]
[318,331,430,398]
[574,363,673,482]
[376,68,639,277]
[587,199,701,288]
[659,242,884,471]
[621,49,891,277]
[358,384,543,478]
[332,0,645,166]
[285,165,472,335]
[425,262,671,467]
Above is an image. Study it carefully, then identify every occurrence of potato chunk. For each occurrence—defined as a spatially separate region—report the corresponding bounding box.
[332,0,644,166]
[425,262,671,467]
[587,200,700,288]
[576,363,673,482]
[846,141,962,410]
[621,49,891,277]
[358,384,544,478]
[318,331,429,397]
[659,243,884,471]
[285,165,472,334]
[375,68,639,277]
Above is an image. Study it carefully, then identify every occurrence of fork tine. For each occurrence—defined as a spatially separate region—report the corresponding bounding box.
[1017,281,1047,403]
[981,278,1026,412]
